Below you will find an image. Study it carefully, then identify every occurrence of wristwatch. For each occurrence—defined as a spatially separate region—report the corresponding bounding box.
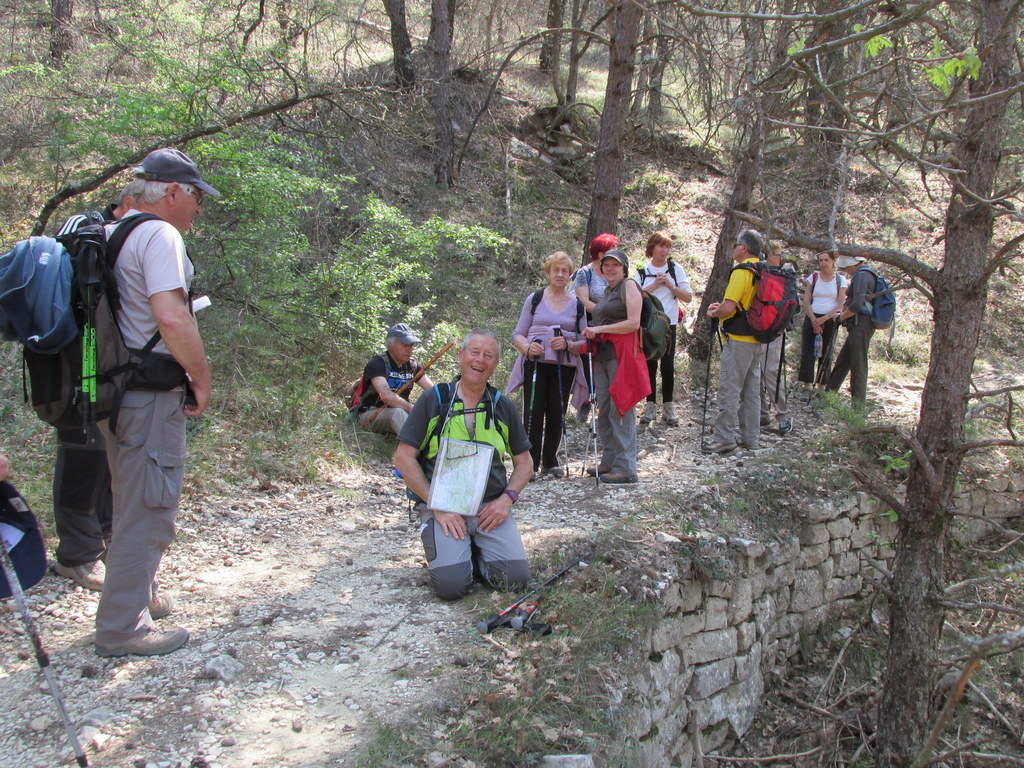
[503,488,519,504]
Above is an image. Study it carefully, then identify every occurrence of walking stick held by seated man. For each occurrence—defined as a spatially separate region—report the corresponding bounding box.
[364,340,455,426]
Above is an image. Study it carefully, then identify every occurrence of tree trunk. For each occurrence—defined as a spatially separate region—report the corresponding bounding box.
[645,21,668,127]
[538,0,563,73]
[382,0,415,89]
[50,0,74,66]
[428,0,455,187]
[584,0,642,248]
[565,0,586,104]
[874,1,1017,764]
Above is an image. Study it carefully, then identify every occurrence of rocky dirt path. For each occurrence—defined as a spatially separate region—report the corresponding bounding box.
[0,383,925,768]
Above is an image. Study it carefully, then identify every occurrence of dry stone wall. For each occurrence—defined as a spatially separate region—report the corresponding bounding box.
[622,478,1024,767]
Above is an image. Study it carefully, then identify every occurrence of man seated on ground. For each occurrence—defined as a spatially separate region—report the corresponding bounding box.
[393,330,532,601]
[353,323,434,435]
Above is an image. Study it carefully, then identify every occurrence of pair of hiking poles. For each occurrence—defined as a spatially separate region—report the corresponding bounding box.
[476,555,587,636]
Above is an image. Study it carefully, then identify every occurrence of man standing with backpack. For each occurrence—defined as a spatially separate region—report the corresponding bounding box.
[93,148,216,658]
[49,189,134,592]
[704,229,766,454]
[826,255,876,403]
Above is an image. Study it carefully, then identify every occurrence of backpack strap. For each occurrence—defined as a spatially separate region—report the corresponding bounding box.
[574,298,584,333]
[529,288,544,316]
[668,259,680,285]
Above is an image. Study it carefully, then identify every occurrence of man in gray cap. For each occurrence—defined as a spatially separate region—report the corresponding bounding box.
[93,148,217,658]
[353,323,435,435]
[826,255,875,403]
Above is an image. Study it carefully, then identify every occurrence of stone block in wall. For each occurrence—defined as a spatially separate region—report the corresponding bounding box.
[829,575,863,600]
[803,500,840,522]
[851,517,875,549]
[798,522,830,546]
[706,597,729,630]
[679,579,704,612]
[727,578,753,625]
[798,542,830,568]
[736,620,756,652]
[831,536,851,555]
[982,474,1010,493]
[827,517,854,539]
[801,604,830,634]
[688,657,735,698]
[729,538,766,559]
[838,494,858,515]
[649,647,682,694]
[700,721,732,753]
[791,569,825,612]
[774,585,792,613]
[753,594,777,637]
[768,536,800,564]
[708,579,734,599]
[771,612,802,643]
[701,670,765,737]
[835,550,861,577]
[734,640,763,682]
[749,567,768,600]
[818,557,834,583]
[682,626,738,666]
[651,612,706,652]
[767,561,796,591]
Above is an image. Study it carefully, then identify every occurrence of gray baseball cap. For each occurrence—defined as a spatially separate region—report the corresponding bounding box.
[386,323,420,344]
[601,249,629,269]
[134,148,221,197]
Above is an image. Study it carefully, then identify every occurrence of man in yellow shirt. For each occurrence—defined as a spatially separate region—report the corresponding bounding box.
[705,229,765,453]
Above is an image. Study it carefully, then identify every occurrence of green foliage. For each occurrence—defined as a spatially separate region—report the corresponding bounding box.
[926,42,982,96]
[879,449,911,476]
[315,195,507,381]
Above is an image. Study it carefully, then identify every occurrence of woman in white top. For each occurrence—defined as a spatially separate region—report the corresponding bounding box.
[798,251,848,391]
[637,230,692,425]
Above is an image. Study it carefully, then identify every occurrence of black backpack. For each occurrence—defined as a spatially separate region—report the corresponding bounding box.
[722,261,799,343]
[22,213,186,435]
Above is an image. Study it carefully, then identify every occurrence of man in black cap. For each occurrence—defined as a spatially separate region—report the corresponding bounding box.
[353,323,435,435]
[93,148,217,658]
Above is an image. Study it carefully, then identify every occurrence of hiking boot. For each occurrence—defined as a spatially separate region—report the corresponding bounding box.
[639,402,656,424]
[53,560,106,592]
[577,401,592,424]
[600,472,638,484]
[702,440,737,455]
[778,418,794,435]
[96,626,189,658]
[543,466,565,478]
[585,464,611,477]
[663,402,679,426]
[149,592,175,620]
[760,414,772,427]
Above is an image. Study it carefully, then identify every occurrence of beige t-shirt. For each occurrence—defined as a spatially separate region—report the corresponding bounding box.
[106,211,194,354]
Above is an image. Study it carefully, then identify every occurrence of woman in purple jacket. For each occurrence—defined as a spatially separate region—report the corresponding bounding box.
[506,252,589,478]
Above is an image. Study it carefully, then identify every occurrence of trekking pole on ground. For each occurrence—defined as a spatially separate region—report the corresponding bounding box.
[700,318,718,447]
[476,555,587,634]
[0,488,89,767]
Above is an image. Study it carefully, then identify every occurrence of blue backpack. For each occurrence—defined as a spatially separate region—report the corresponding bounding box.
[859,266,896,330]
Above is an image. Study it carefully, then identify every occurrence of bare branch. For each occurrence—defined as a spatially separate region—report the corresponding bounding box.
[945,563,1024,594]
[842,464,908,520]
[960,439,1024,455]
[968,383,1024,399]
[729,210,941,286]
[936,599,1024,618]
[860,424,941,500]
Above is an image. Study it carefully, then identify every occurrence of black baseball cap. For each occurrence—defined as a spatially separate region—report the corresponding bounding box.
[0,482,46,599]
[134,148,221,197]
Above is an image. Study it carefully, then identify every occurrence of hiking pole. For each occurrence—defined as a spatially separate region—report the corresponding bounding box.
[523,338,542,449]
[587,346,599,485]
[0,514,89,767]
[699,318,718,447]
[552,328,568,461]
[476,555,587,634]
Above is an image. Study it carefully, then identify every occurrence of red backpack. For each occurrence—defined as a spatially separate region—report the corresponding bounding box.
[722,261,799,343]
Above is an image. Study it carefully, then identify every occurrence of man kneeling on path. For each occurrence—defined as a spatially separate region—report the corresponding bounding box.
[394,331,532,601]
[354,323,434,435]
